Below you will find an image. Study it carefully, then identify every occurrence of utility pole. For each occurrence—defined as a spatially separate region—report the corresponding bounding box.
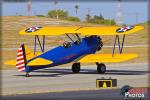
[27,0,32,16]
[75,5,79,16]
[135,12,139,24]
[54,0,58,19]
[87,8,91,15]
[115,0,123,25]
[87,8,91,22]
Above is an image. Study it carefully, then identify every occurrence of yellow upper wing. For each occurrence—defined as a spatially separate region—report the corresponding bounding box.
[19,26,144,36]
[19,26,79,36]
[77,26,144,35]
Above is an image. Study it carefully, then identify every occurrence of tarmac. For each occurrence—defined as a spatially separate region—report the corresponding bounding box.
[1,63,150,98]
[1,89,150,100]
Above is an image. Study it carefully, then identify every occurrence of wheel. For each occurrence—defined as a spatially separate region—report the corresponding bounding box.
[72,63,80,73]
[25,73,31,77]
[97,63,106,73]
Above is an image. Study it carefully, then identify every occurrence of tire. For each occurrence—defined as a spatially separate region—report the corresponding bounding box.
[72,63,80,73]
[25,73,30,77]
[97,63,106,74]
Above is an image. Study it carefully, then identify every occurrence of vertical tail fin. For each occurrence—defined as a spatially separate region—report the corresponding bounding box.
[16,44,26,72]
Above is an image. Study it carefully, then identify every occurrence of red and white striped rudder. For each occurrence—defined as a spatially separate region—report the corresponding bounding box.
[16,44,26,72]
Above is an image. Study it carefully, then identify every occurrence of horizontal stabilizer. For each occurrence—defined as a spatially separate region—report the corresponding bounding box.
[27,58,53,66]
[4,60,16,65]
[4,45,42,66]
[77,53,138,63]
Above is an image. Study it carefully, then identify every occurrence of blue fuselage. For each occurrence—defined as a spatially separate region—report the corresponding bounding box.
[27,36,100,71]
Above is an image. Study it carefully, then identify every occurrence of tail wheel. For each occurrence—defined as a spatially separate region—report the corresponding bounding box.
[96,63,106,74]
[72,63,80,73]
[25,73,31,77]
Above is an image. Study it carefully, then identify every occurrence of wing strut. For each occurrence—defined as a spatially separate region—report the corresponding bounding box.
[34,35,45,54]
[65,33,75,42]
[112,34,125,57]
[65,33,81,42]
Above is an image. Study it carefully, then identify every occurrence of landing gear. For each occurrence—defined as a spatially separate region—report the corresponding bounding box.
[72,63,80,73]
[96,63,106,74]
[25,72,31,77]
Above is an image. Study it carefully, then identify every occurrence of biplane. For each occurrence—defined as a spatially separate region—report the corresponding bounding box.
[5,25,144,77]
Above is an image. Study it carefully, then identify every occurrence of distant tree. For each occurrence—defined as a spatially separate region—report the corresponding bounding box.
[103,19,110,25]
[93,15,98,20]
[67,16,80,22]
[110,19,116,25]
[75,5,79,15]
[36,15,45,17]
[99,14,104,20]
[85,14,91,22]
[48,10,68,19]
[85,13,116,25]
[93,14,104,20]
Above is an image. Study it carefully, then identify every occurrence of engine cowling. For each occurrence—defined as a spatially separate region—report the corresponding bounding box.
[97,36,103,51]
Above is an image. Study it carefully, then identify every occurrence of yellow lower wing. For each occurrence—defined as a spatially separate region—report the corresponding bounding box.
[77,53,138,63]
[27,58,53,66]
[5,56,53,66]
[5,44,54,66]
[4,60,16,65]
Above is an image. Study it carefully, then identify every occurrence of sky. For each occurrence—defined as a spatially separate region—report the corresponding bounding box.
[2,0,149,25]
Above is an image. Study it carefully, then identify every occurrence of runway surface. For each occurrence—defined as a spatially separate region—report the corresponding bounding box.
[1,63,150,96]
[2,89,150,100]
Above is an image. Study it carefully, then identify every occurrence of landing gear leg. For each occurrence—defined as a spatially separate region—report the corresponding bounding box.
[25,72,31,77]
[96,63,106,74]
[72,63,80,73]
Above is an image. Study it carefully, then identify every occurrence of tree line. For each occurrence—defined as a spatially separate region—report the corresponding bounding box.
[85,14,116,25]
[47,9,80,22]
[37,9,116,25]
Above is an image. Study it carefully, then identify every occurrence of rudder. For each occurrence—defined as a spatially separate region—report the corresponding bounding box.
[16,44,27,72]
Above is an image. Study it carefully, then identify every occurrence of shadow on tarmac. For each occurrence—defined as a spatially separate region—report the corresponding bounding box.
[14,68,150,77]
